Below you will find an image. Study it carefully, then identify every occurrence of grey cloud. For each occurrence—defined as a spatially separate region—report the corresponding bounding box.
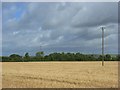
[2,2,118,55]
[71,2,118,28]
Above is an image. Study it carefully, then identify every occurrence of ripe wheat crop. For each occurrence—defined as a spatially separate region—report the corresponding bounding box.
[2,61,118,88]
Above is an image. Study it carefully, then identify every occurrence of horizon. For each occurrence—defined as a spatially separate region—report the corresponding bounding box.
[1,52,118,57]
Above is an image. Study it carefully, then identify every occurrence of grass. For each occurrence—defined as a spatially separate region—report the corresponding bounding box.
[2,61,118,88]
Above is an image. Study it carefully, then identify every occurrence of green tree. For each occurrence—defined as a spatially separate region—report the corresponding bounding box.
[9,54,22,62]
[105,54,111,61]
[36,51,44,60]
[98,55,103,61]
[24,52,30,62]
[2,56,10,62]
[118,55,120,61]
[36,52,44,57]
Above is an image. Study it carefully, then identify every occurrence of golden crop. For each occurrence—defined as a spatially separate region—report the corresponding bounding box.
[2,61,118,88]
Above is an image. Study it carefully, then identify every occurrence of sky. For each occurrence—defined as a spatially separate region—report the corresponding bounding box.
[2,2,118,56]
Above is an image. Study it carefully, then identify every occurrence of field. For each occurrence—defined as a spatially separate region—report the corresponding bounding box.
[2,61,118,88]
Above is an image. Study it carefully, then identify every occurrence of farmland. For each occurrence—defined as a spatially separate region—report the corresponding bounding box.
[2,61,118,88]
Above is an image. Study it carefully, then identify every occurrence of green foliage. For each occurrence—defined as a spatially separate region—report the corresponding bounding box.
[1,52,118,62]
[36,51,44,61]
[36,52,44,57]
[24,52,30,62]
[2,56,10,62]
[9,54,22,62]
[98,55,103,61]
[118,55,120,61]
[105,54,111,61]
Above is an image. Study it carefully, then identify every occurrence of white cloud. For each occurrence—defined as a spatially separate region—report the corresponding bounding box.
[13,31,19,35]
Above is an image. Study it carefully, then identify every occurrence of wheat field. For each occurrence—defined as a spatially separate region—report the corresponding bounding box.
[2,61,118,88]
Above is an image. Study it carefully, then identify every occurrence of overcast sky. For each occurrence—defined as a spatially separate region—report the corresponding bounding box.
[2,2,118,56]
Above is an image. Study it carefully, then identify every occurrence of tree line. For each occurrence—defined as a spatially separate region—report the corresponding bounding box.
[2,51,119,62]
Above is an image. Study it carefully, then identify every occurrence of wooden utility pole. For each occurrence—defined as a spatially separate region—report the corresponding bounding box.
[102,27,105,66]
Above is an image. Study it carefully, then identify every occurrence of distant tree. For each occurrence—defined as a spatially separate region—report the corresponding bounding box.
[118,55,120,61]
[2,56,10,62]
[61,52,65,61]
[44,55,49,61]
[98,55,103,61]
[66,53,72,61]
[24,52,30,62]
[9,54,22,62]
[48,54,54,61]
[36,52,44,57]
[2,52,119,62]
[36,51,44,60]
[87,55,94,61]
[112,57,117,61]
[105,54,111,61]
[75,53,80,61]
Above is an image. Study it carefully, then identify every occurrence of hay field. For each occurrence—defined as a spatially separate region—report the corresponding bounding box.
[2,61,118,88]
